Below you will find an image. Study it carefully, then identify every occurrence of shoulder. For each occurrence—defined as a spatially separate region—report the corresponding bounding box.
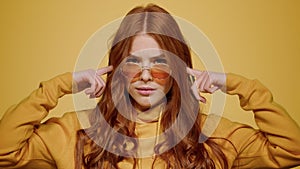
[200,114,261,150]
[31,110,92,157]
[201,113,258,138]
[39,109,93,137]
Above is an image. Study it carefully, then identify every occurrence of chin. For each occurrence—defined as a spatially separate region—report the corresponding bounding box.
[136,100,152,108]
[134,99,162,111]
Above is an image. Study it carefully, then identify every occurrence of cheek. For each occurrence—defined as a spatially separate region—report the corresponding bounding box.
[129,78,139,83]
[154,77,170,86]
[157,78,173,93]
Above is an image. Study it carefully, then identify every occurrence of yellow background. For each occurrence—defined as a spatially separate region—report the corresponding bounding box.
[0,1,299,168]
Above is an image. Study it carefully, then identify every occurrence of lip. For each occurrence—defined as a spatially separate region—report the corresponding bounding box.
[135,86,155,95]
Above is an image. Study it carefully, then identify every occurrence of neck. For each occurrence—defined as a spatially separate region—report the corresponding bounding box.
[135,103,165,123]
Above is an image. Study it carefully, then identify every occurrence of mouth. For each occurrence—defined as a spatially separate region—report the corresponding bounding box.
[135,86,155,95]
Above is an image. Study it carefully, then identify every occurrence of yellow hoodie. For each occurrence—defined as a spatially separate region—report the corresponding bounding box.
[0,73,300,169]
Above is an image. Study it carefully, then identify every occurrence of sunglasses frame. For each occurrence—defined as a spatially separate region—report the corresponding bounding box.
[120,62,172,80]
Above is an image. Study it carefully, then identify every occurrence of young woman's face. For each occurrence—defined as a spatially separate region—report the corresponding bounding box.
[123,34,172,111]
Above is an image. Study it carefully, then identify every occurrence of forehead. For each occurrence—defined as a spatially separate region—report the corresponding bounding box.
[130,34,162,58]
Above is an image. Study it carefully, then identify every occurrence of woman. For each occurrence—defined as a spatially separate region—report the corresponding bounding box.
[0,4,300,169]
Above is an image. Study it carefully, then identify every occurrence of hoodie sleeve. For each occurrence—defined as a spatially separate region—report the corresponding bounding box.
[221,73,300,168]
[0,73,79,169]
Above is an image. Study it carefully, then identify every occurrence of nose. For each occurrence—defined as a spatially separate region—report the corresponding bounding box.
[140,66,153,82]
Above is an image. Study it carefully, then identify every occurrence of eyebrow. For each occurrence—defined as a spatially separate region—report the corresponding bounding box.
[129,53,166,59]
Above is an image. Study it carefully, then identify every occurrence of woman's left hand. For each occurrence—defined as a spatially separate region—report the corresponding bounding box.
[187,67,226,103]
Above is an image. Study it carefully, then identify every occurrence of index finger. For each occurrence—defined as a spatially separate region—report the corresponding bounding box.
[96,65,114,75]
[186,67,202,76]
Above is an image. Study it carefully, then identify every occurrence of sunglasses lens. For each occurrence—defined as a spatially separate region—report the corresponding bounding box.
[151,64,170,79]
[122,63,141,78]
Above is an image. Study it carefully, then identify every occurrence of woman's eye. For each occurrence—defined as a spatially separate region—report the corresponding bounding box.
[154,58,167,64]
[126,58,139,63]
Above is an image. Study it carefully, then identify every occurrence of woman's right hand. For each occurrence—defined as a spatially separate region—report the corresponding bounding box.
[73,66,113,98]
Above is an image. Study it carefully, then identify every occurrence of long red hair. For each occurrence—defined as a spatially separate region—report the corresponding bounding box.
[75,4,228,169]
